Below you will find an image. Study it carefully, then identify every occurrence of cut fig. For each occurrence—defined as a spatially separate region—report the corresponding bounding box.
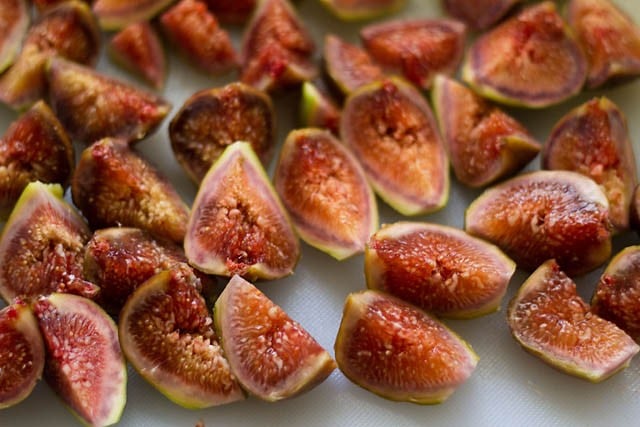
[0,0,29,73]
[465,170,612,276]
[119,266,245,408]
[72,138,190,244]
[431,74,541,188]
[334,290,478,404]
[33,292,126,425]
[33,0,90,12]
[340,77,449,216]
[462,1,588,108]
[568,0,640,89]
[361,18,466,90]
[160,0,239,76]
[442,0,521,30]
[274,128,378,260]
[47,57,171,145]
[0,300,45,409]
[169,82,276,184]
[0,100,74,219]
[299,81,341,135]
[319,0,405,21]
[93,0,176,30]
[203,0,255,24]
[542,97,637,232]
[508,259,639,382]
[214,275,336,401]
[365,222,515,319]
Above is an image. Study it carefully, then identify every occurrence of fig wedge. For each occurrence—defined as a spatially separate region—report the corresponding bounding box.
[508,259,639,382]
[119,266,244,408]
[542,97,637,232]
[185,142,300,280]
[465,170,612,276]
[0,0,29,73]
[442,0,521,30]
[335,290,478,404]
[214,275,336,401]
[431,74,541,188]
[340,77,449,216]
[299,81,341,135]
[203,0,255,24]
[319,0,405,21]
[93,0,176,30]
[274,128,378,260]
[365,222,515,318]
[462,1,587,108]
[33,0,90,12]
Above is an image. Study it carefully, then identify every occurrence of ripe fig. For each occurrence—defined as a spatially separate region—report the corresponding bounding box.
[160,0,239,76]
[0,0,29,73]
[567,0,640,89]
[319,0,405,21]
[361,18,466,90]
[431,74,541,188]
[169,82,276,184]
[185,142,300,280]
[119,266,244,408]
[462,1,587,108]
[33,293,127,426]
[508,259,639,382]
[0,300,45,409]
[299,81,341,135]
[365,222,515,319]
[72,138,190,244]
[442,0,521,30]
[340,77,449,216]
[203,0,255,24]
[542,97,637,232]
[334,290,478,404]
[274,128,378,260]
[93,0,176,30]
[33,0,90,12]
[47,57,171,145]
[214,275,336,401]
[0,100,74,219]
[465,170,612,276]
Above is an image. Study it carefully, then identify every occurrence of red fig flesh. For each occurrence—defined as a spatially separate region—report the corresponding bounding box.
[0,0,29,73]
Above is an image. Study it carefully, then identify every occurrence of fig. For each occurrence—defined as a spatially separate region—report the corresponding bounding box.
[361,18,466,90]
[631,184,640,233]
[47,57,171,145]
[431,74,541,188]
[365,222,515,319]
[542,97,637,232]
[93,0,176,30]
[0,182,96,303]
[319,0,405,21]
[567,0,640,89]
[340,77,449,216]
[465,170,612,276]
[462,1,588,108]
[299,81,341,135]
[203,0,255,24]
[72,138,190,244]
[274,128,378,260]
[0,0,29,73]
[334,290,478,404]
[160,0,239,76]
[109,21,166,90]
[119,266,244,408]
[0,100,74,219]
[0,300,45,409]
[214,275,336,401]
[33,292,127,426]
[442,0,521,30]
[169,82,276,184]
[240,0,317,92]
[33,0,90,12]
[508,259,639,382]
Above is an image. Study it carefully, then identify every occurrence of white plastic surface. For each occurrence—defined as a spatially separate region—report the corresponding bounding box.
[2,1,640,426]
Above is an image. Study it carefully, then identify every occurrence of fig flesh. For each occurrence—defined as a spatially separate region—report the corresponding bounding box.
[299,81,341,135]
[319,0,405,21]
[0,0,29,73]
[442,0,521,30]
[185,141,300,280]
[365,222,515,319]
[203,0,255,24]
[508,259,639,382]
[465,170,612,276]
[340,77,449,216]
[274,128,378,260]
[462,1,587,108]
[93,0,176,30]
[214,275,336,401]
[119,266,244,408]
[334,290,478,404]
[542,97,637,232]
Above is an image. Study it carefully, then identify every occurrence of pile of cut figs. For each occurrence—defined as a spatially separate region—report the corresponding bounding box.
[1,0,640,425]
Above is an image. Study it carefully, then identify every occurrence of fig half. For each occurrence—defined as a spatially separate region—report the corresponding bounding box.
[442,0,521,30]
[319,0,405,21]
[93,0,176,30]
[0,0,29,73]
[508,259,639,382]
[299,81,341,135]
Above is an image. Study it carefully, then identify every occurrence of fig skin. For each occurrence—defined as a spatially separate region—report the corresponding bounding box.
[542,97,637,232]
[93,0,177,30]
[508,259,639,382]
[274,128,378,261]
[334,290,478,404]
[340,77,449,216]
[442,0,521,30]
[203,0,256,24]
[0,0,29,74]
[465,170,612,276]
[299,82,341,135]
[33,0,90,12]
[319,0,405,21]
[365,222,515,319]
[462,1,588,109]
[214,275,336,401]
[630,184,640,233]
[169,82,276,184]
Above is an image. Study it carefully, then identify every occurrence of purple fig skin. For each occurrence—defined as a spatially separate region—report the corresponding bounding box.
[0,0,29,73]
[93,0,177,30]
[442,0,521,30]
